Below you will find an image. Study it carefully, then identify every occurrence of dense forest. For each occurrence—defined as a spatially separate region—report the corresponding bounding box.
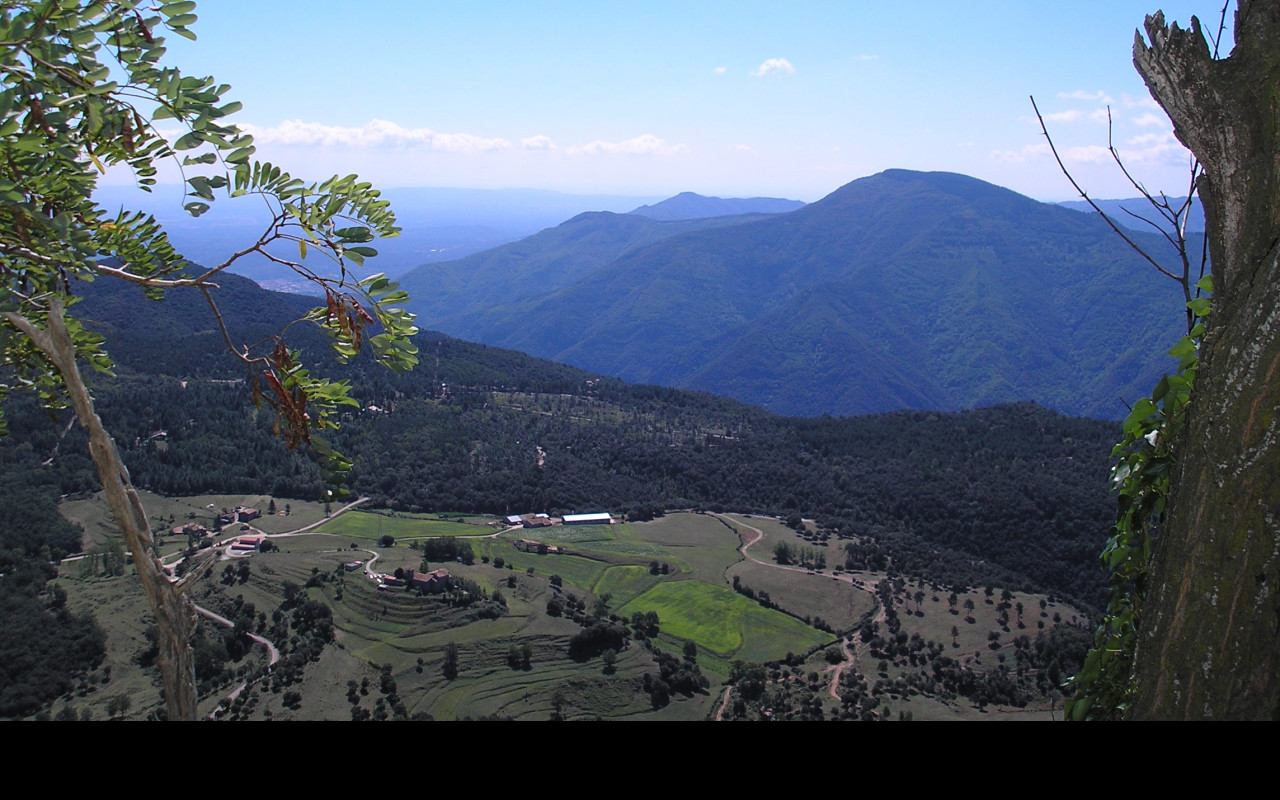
[0,443,105,717]
[0,271,1121,613]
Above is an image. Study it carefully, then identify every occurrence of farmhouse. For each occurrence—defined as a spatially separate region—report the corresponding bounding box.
[411,568,451,594]
[229,535,263,552]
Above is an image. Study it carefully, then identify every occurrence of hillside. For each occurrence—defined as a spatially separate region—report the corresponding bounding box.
[409,170,1189,420]
[396,210,774,324]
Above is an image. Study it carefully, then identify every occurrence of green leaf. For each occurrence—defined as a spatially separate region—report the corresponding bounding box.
[1151,375,1170,402]
[1123,398,1157,433]
[173,131,203,151]
[1168,337,1196,358]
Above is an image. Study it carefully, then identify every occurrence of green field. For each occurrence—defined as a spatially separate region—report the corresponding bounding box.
[618,580,830,659]
[726,560,875,631]
[315,511,490,540]
[592,565,660,606]
[530,523,618,545]
[625,513,743,578]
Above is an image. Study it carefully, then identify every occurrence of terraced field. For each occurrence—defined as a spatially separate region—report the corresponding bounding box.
[57,493,1076,721]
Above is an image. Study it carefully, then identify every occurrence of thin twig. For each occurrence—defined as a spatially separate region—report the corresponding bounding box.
[1030,95,1181,283]
[198,284,254,367]
[1209,2,1231,58]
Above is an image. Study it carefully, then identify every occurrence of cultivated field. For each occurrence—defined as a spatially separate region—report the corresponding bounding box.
[53,495,1083,721]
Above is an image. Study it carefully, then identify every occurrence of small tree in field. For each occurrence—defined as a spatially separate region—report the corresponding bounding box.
[442,643,460,680]
[1,1,417,720]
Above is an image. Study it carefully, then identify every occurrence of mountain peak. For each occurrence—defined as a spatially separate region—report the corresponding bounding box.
[629,192,805,221]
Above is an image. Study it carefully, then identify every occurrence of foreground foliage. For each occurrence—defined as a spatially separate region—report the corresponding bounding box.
[1,0,415,719]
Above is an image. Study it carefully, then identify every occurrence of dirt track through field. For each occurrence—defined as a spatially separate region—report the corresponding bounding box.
[708,513,886,716]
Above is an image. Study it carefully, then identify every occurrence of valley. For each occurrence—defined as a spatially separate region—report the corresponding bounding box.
[0,231,1122,721]
[50,493,1085,721]
[7,0,1271,723]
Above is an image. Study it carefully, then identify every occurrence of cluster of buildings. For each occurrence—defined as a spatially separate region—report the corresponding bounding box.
[171,522,209,540]
[346,560,453,595]
[501,512,613,528]
[216,507,262,526]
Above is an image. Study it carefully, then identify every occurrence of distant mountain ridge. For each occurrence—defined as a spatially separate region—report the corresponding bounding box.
[403,169,1191,420]
[1058,196,1204,235]
[629,191,805,221]
[90,185,665,290]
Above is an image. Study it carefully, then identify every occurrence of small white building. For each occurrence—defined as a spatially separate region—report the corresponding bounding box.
[562,512,612,526]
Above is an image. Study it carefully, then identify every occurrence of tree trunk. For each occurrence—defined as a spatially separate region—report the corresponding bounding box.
[3,298,202,721]
[1129,1,1280,719]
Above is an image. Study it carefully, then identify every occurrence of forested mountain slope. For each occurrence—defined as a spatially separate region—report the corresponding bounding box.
[416,170,1188,420]
[2,272,1121,609]
[397,210,773,324]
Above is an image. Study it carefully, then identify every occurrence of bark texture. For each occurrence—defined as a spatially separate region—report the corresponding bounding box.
[1130,1,1280,719]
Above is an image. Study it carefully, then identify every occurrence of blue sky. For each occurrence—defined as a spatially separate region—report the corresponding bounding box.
[114,1,1225,203]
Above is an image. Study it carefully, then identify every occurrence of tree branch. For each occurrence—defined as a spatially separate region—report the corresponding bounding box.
[1030,95,1183,285]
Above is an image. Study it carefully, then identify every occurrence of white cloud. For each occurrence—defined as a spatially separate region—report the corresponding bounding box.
[1057,89,1114,104]
[732,144,756,153]
[1122,93,1161,109]
[1041,108,1110,124]
[714,66,727,73]
[1062,144,1111,164]
[1120,131,1189,164]
[752,57,795,77]
[990,141,1110,165]
[1132,113,1168,128]
[241,119,513,153]
[521,135,556,150]
[989,143,1050,163]
[567,134,689,156]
